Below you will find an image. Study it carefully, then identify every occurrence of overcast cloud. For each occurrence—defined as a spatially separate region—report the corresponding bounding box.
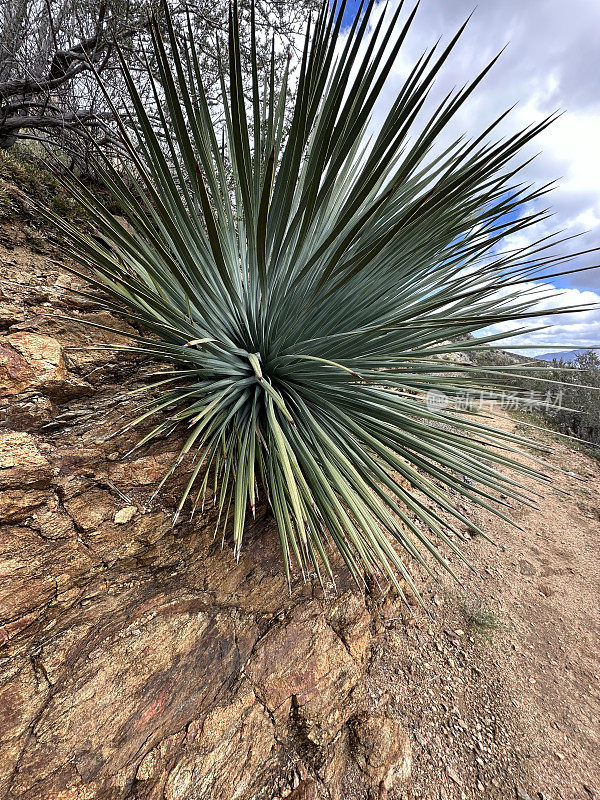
[343,0,600,352]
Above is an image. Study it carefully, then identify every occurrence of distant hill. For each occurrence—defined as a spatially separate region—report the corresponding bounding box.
[536,348,600,363]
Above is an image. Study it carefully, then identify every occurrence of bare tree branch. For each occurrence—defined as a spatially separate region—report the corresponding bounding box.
[0,0,317,164]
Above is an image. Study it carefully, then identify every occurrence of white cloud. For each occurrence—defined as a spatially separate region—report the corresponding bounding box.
[483,282,600,354]
[336,0,600,351]
[353,0,600,288]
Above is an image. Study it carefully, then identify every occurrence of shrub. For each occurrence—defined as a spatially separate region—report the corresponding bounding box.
[556,352,600,444]
[535,352,600,446]
[46,0,589,597]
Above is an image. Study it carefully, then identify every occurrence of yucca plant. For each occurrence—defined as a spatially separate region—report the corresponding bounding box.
[48,0,594,598]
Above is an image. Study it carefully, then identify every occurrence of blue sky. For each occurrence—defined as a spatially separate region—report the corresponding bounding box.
[334,0,600,352]
[339,0,363,27]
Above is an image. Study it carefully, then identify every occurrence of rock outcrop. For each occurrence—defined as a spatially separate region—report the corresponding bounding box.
[0,242,412,799]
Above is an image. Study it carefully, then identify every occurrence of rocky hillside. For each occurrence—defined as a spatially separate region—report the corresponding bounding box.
[1,166,599,800]
[0,225,411,800]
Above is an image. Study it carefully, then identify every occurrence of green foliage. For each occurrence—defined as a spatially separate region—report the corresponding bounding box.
[46,0,590,598]
[0,146,59,220]
[554,352,600,444]
[523,352,600,446]
[460,599,503,641]
[0,145,111,223]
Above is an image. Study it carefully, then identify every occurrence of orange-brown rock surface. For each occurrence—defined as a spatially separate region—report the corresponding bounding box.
[0,238,412,799]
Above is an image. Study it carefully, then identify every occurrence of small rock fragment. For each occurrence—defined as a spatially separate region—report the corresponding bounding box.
[114,505,137,524]
[515,787,533,800]
[518,559,536,576]
[447,767,461,785]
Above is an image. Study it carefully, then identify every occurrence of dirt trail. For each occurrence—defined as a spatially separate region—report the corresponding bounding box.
[380,412,600,800]
[463,415,600,798]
